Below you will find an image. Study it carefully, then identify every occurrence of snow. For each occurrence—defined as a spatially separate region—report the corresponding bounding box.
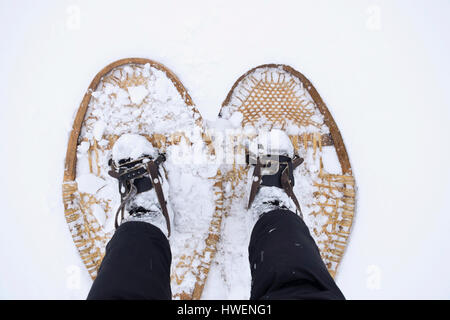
[77,141,90,154]
[92,120,106,141]
[1,0,450,299]
[321,147,342,175]
[91,204,106,226]
[228,112,243,128]
[250,129,295,158]
[75,174,106,195]
[127,85,149,105]
[112,134,157,162]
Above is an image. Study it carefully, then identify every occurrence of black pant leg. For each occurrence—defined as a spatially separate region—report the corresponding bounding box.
[249,209,345,300]
[87,221,172,300]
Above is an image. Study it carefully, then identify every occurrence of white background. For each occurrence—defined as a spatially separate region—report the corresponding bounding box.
[0,0,449,299]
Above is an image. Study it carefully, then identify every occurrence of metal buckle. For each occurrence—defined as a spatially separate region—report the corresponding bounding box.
[260,156,280,176]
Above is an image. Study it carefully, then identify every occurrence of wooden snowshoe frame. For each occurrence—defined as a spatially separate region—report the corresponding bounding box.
[219,64,356,277]
[62,58,223,299]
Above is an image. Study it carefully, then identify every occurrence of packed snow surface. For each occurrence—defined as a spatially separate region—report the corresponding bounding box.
[1,0,450,300]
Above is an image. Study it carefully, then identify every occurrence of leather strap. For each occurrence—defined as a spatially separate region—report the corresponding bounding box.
[146,161,171,237]
[280,165,303,219]
[247,161,262,209]
[292,155,304,169]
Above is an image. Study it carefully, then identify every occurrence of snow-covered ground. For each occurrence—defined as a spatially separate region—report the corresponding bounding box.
[1,0,449,299]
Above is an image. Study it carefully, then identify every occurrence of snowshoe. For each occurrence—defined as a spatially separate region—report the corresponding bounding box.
[62,58,223,299]
[213,64,356,298]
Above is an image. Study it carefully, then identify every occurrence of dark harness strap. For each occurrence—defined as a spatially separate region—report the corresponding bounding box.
[247,154,304,218]
[108,154,171,236]
[145,160,171,237]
